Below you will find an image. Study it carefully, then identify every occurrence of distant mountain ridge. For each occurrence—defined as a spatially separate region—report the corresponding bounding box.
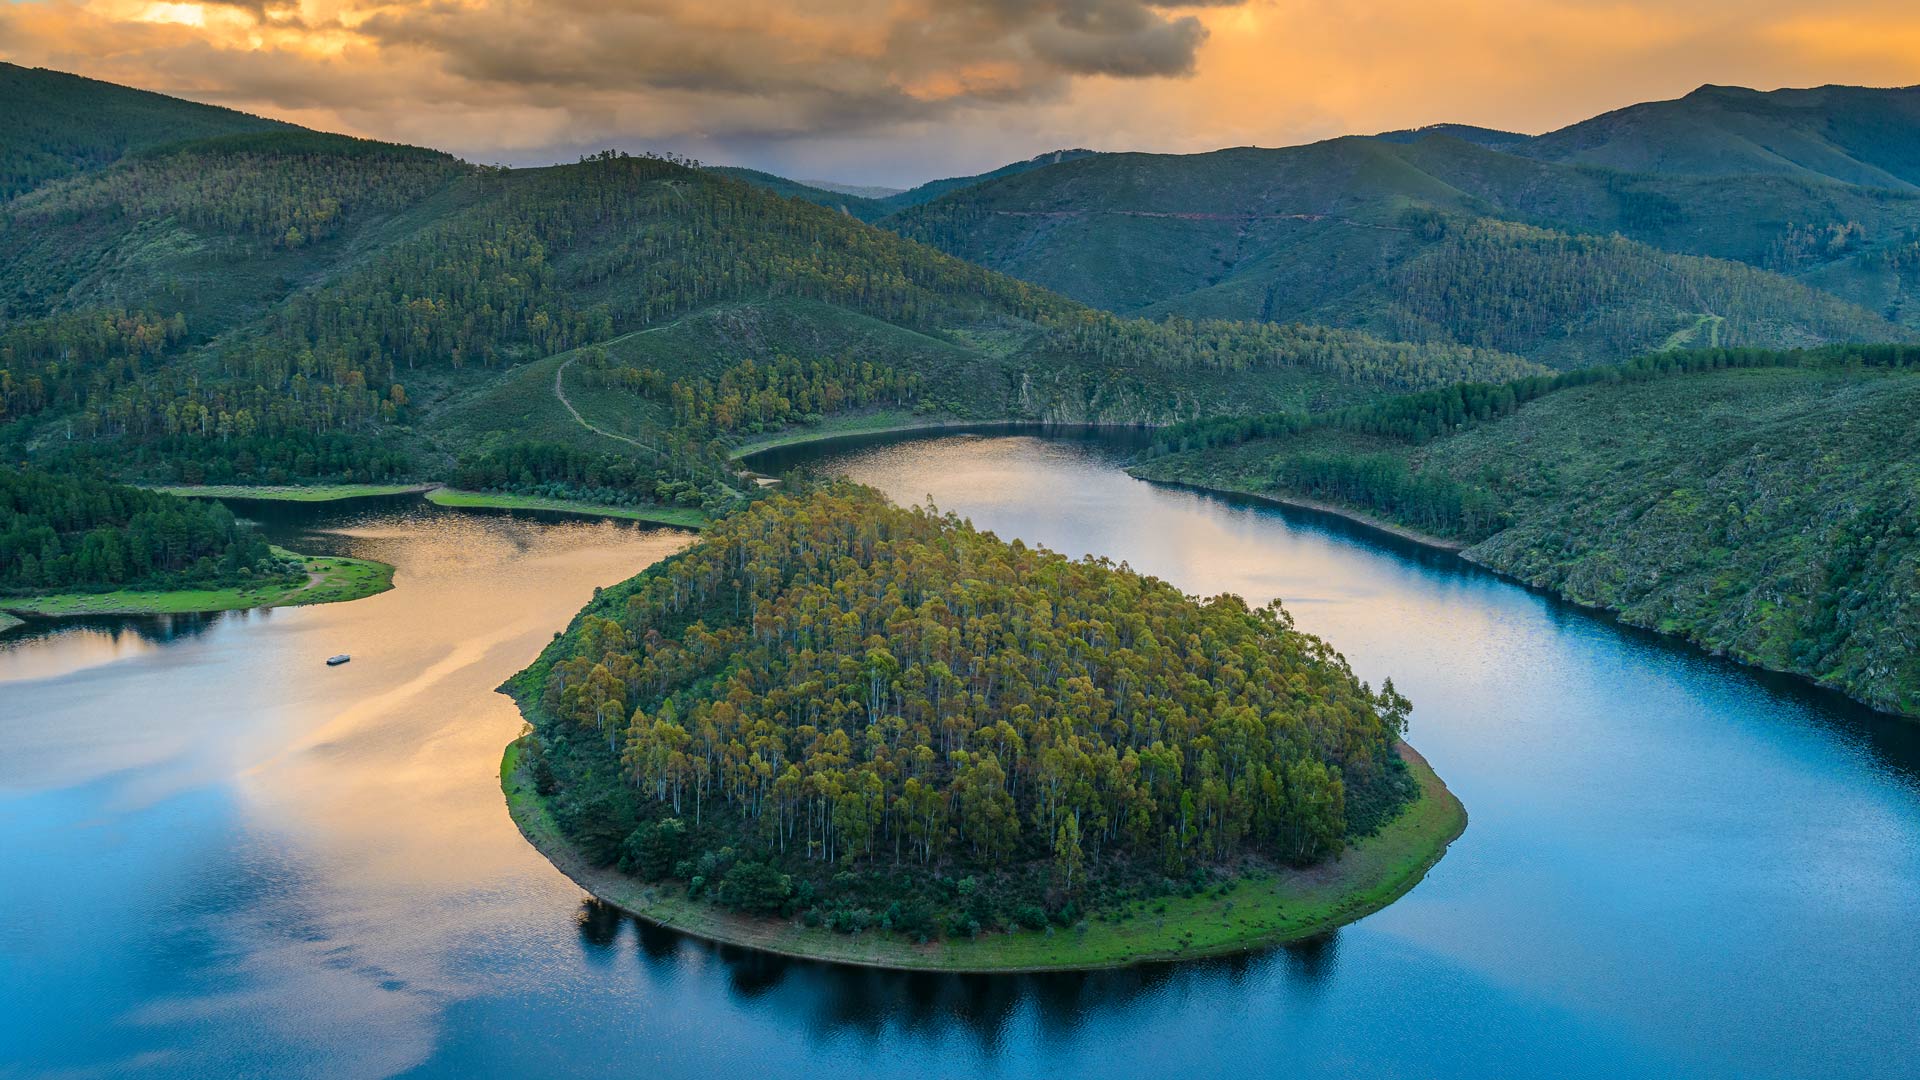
[711,149,1099,222]
[798,179,904,199]
[862,84,1920,364]
[1521,83,1920,190]
[1369,123,1532,152]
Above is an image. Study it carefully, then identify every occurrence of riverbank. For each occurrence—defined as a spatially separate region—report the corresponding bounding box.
[1132,474,1469,553]
[424,489,708,528]
[730,413,1002,460]
[731,415,1161,462]
[1144,471,1920,720]
[503,737,1464,973]
[149,483,436,502]
[150,482,707,528]
[1,548,394,618]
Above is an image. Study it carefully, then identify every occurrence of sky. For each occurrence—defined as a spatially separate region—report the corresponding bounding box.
[4,0,1920,187]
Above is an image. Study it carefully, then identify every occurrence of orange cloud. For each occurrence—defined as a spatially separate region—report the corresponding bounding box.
[0,0,1915,184]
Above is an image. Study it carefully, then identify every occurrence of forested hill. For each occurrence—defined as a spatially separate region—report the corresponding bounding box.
[706,166,889,221]
[511,483,1420,936]
[1133,345,1920,717]
[881,132,1918,364]
[1520,84,1920,189]
[0,62,288,201]
[0,69,1542,523]
[711,149,1099,222]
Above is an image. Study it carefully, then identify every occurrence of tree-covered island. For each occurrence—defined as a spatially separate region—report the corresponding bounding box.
[504,483,1463,969]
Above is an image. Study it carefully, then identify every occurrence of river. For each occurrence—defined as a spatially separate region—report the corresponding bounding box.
[3,431,1918,1079]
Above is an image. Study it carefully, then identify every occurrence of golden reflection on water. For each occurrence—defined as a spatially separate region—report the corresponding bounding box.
[0,622,164,683]
[4,509,690,1074]
[236,514,691,887]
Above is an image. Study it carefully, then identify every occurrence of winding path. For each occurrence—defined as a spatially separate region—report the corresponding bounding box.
[553,353,649,450]
[549,332,678,462]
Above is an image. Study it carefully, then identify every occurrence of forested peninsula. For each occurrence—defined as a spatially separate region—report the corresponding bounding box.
[504,484,1463,969]
[0,468,391,620]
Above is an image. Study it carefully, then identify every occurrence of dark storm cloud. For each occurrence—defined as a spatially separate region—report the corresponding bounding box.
[0,0,1257,171]
[349,0,1243,128]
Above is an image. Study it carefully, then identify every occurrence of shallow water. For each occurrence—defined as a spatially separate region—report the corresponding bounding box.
[4,437,1918,1079]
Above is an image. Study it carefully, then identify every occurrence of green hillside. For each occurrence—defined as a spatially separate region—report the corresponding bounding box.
[707,166,888,221]
[883,135,1918,362]
[710,149,1099,222]
[0,62,288,201]
[0,71,1537,525]
[873,149,1099,212]
[1522,84,1920,189]
[1133,346,1920,717]
[0,129,471,330]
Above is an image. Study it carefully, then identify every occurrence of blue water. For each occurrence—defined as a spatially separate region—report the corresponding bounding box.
[3,435,1917,1079]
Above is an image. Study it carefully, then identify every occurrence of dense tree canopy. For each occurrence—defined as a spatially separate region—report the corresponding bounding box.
[576,347,924,437]
[0,61,284,201]
[450,441,721,511]
[0,466,295,593]
[516,484,1418,937]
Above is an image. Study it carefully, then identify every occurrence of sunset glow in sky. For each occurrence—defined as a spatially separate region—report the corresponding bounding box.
[4,0,1919,185]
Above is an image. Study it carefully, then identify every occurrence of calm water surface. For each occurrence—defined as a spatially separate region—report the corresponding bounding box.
[4,435,1919,1079]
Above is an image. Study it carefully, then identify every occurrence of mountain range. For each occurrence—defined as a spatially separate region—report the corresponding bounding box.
[2,65,1918,491]
[714,83,1920,366]
[0,63,1529,501]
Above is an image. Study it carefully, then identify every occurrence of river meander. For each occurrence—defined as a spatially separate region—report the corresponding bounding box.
[4,431,1918,1079]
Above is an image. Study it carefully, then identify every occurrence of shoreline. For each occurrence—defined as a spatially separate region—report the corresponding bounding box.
[502,736,1465,973]
[148,483,437,502]
[1143,472,1919,721]
[150,482,708,529]
[731,416,991,460]
[423,488,708,528]
[1,549,394,619]
[731,416,1162,462]
[1132,474,1469,553]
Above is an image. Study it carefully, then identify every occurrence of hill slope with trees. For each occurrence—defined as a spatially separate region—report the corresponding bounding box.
[0,62,288,201]
[1133,346,1920,717]
[1519,83,1920,189]
[0,71,1542,523]
[882,133,1918,363]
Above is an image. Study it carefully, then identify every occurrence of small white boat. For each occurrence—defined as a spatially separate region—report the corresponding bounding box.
[326,654,351,666]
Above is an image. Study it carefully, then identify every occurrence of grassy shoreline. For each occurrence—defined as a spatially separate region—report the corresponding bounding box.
[1,548,394,618]
[1132,474,1468,553]
[502,737,1465,972]
[424,488,708,528]
[730,414,996,460]
[144,482,707,528]
[148,483,435,502]
[729,415,1162,461]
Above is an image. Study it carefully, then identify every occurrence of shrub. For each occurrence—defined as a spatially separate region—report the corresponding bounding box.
[717,861,793,915]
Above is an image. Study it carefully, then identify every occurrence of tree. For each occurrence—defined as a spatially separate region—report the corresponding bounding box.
[1053,811,1085,894]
